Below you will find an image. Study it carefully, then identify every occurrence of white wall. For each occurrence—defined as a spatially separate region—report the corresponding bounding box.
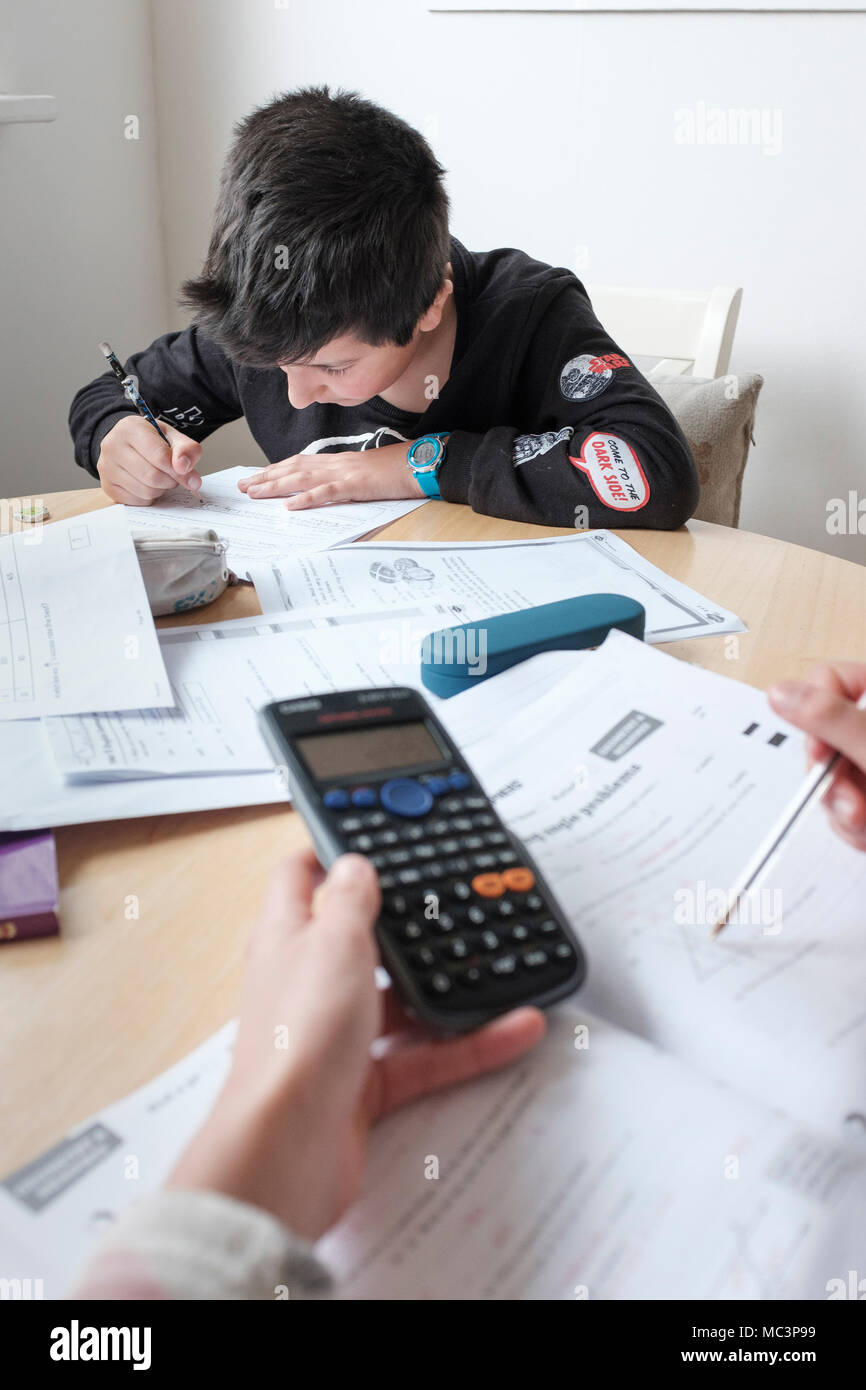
[3,1,862,563]
[0,0,169,498]
[148,0,866,563]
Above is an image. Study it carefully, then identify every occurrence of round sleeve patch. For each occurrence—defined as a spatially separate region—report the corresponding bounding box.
[569,432,649,511]
[559,352,630,403]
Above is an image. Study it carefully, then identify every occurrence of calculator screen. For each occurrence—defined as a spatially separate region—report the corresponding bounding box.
[297,719,447,781]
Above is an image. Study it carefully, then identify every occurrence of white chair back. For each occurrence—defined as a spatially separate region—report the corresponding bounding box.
[586,284,743,380]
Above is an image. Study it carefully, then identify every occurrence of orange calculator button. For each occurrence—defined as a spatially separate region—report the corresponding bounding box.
[502,867,535,893]
[471,873,505,898]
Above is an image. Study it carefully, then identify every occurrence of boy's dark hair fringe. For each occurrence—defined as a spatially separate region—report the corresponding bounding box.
[180,86,451,367]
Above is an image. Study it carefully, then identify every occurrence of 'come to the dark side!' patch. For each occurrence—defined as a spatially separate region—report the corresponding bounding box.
[569,432,649,510]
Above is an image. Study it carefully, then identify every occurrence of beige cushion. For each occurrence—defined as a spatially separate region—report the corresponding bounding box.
[654,373,764,528]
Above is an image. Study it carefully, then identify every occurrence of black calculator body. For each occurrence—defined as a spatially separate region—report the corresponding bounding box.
[258,687,586,1032]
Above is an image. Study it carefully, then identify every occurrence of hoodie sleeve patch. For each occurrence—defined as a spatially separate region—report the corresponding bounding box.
[568,432,649,510]
[558,352,630,403]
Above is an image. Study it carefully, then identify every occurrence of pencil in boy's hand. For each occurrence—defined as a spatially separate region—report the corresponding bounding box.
[98,341,202,504]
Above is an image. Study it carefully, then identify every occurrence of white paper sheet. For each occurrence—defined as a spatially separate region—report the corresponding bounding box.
[41,603,511,779]
[1,616,579,826]
[320,1008,866,1300]
[0,1022,237,1294]
[2,1008,864,1300]
[444,633,866,1135]
[123,465,427,574]
[0,717,287,832]
[0,507,172,720]
[248,530,746,644]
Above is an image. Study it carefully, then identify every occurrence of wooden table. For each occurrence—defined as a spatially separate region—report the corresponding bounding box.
[2,488,864,1177]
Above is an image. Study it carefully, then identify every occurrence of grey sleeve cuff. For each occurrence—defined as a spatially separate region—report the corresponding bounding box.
[71,1189,334,1301]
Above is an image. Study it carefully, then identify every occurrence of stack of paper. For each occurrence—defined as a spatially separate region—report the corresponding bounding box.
[1,524,748,832]
[3,634,866,1299]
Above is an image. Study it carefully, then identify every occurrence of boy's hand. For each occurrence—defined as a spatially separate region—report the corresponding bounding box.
[166,849,545,1243]
[96,415,203,504]
[768,662,866,851]
[237,440,425,508]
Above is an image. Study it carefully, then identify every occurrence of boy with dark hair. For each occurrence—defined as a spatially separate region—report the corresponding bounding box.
[70,86,699,530]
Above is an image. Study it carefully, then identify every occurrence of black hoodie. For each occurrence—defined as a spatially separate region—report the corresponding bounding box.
[69,236,699,531]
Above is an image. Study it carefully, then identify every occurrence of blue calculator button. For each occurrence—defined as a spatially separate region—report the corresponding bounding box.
[426,776,451,796]
[323,789,349,810]
[351,787,378,807]
[380,778,435,819]
[448,771,470,791]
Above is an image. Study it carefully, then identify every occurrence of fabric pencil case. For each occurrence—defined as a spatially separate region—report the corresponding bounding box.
[132,528,237,616]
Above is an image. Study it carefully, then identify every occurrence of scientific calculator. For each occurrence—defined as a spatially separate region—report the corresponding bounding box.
[258,686,586,1031]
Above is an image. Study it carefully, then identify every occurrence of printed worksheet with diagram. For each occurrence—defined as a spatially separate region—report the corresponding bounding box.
[248,530,745,644]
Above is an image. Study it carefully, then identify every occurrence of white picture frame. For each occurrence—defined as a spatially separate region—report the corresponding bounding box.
[432,3,865,12]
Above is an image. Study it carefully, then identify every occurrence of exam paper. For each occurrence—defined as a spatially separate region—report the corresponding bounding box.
[0,1022,237,1295]
[42,602,521,780]
[2,1009,864,1300]
[445,632,866,1136]
[320,1008,866,1300]
[40,609,442,779]
[248,530,745,644]
[1,612,577,827]
[0,717,287,833]
[0,507,172,719]
[123,465,427,574]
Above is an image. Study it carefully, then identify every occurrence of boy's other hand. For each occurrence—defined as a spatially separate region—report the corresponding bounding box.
[768,662,866,851]
[166,848,546,1243]
[96,416,203,504]
[237,440,425,508]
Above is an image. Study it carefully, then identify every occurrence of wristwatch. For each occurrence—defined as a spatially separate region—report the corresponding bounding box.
[407,433,450,499]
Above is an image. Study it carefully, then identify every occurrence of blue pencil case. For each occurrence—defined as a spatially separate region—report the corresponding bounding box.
[419,593,645,699]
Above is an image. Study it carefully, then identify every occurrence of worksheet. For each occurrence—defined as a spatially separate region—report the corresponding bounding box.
[123,465,427,574]
[2,1007,864,1300]
[0,1021,237,1296]
[42,580,743,782]
[0,506,173,719]
[248,530,746,644]
[3,613,576,825]
[40,603,493,779]
[320,1009,866,1301]
[0,717,286,833]
[444,633,866,1136]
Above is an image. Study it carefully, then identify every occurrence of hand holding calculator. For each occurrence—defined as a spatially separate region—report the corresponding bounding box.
[259,687,586,1031]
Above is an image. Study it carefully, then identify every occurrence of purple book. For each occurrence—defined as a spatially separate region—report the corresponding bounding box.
[0,831,60,943]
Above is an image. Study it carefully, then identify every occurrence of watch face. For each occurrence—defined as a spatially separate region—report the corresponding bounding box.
[413,439,438,467]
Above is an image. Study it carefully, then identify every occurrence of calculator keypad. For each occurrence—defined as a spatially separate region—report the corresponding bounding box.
[324,769,576,1012]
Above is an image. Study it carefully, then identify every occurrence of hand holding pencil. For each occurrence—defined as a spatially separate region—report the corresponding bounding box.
[713,662,866,934]
[768,663,866,853]
[94,341,203,506]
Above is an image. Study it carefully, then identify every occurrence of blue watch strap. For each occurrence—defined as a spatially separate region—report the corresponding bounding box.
[408,434,448,499]
[415,468,442,499]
